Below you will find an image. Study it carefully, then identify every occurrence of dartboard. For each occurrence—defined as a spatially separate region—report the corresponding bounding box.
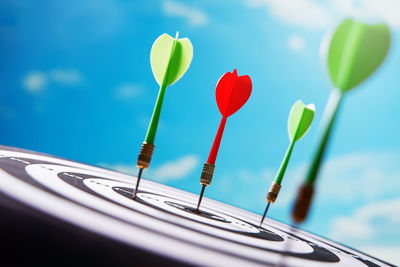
[0,146,393,266]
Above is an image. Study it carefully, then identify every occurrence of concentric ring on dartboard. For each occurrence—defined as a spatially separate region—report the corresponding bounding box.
[0,149,393,267]
[164,201,230,223]
[111,186,269,235]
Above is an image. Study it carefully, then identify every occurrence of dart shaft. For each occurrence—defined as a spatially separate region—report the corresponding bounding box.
[145,83,167,144]
[275,140,295,185]
[305,90,342,185]
[207,116,227,164]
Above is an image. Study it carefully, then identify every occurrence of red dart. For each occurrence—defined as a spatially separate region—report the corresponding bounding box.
[195,69,252,212]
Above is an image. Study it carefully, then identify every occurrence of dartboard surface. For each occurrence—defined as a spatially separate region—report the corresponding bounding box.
[0,146,393,266]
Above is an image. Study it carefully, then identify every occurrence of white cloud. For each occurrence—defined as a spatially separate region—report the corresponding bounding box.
[49,69,83,85]
[162,0,209,26]
[333,0,400,28]
[331,198,400,240]
[358,246,400,266]
[150,155,199,181]
[288,34,306,51]
[246,0,332,29]
[22,69,83,93]
[330,198,400,265]
[115,83,142,100]
[246,0,400,29]
[23,71,47,93]
[103,154,199,182]
[316,152,400,202]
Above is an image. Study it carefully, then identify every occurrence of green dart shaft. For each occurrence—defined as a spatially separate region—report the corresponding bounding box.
[305,90,342,185]
[144,82,167,144]
[145,34,179,144]
[274,139,295,185]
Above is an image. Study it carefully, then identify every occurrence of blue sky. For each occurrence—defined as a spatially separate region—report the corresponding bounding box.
[1,0,400,264]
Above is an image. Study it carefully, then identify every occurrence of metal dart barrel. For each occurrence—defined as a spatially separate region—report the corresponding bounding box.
[133,142,155,199]
[195,162,215,212]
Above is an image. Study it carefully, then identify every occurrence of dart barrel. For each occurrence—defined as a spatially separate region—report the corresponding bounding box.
[266,182,281,203]
[137,142,155,169]
[292,184,314,224]
[200,163,215,186]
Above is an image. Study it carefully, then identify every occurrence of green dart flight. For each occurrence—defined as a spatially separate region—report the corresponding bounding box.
[134,32,193,199]
[260,100,315,226]
[292,18,391,223]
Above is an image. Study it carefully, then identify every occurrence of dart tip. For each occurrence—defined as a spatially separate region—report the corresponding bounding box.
[175,31,179,39]
[259,202,271,227]
[133,168,143,200]
[195,185,206,213]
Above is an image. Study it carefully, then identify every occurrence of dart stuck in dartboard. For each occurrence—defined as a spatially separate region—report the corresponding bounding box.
[195,69,252,212]
[134,32,193,199]
[260,100,315,226]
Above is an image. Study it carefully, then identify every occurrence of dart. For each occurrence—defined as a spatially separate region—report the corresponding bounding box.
[292,18,391,224]
[134,32,193,199]
[195,69,252,212]
[259,100,315,227]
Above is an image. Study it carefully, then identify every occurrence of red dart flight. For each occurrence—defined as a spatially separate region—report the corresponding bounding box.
[195,69,252,212]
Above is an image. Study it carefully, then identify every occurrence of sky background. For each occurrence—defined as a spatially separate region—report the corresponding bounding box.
[1,0,400,264]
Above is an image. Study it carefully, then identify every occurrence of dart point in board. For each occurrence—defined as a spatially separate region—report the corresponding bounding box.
[195,69,252,213]
[134,31,193,199]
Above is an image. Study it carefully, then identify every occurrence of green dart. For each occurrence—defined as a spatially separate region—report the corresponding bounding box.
[134,32,193,199]
[292,18,391,223]
[260,100,315,226]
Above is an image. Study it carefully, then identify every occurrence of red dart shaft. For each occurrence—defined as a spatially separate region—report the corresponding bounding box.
[207,116,227,165]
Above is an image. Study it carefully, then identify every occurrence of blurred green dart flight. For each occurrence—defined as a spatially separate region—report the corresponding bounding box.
[292,18,391,224]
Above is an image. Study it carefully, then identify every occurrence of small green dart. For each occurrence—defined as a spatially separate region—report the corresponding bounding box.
[260,100,315,226]
[292,18,391,223]
[134,32,193,199]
